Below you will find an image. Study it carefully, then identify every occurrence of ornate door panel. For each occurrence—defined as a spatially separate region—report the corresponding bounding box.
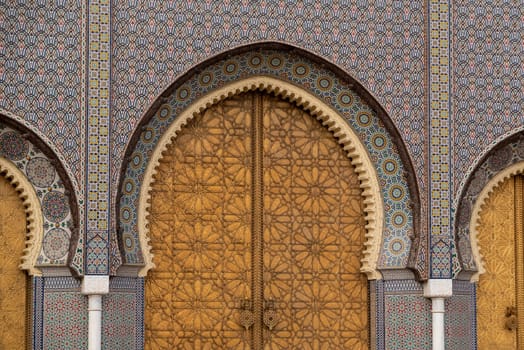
[0,175,28,350]
[146,95,253,349]
[145,92,368,349]
[477,175,524,349]
[261,94,368,349]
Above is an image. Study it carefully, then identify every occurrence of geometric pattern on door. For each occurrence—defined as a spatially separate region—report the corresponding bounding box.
[476,175,523,349]
[145,92,368,349]
[0,173,29,350]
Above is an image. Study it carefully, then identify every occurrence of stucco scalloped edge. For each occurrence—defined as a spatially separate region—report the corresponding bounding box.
[469,161,524,282]
[138,76,384,279]
[0,157,43,276]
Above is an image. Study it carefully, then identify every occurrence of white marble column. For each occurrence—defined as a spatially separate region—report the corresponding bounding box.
[423,279,453,350]
[81,276,110,350]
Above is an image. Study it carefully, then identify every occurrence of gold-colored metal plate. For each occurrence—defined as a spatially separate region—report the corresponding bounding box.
[477,176,517,349]
[145,92,368,349]
[0,175,28,350]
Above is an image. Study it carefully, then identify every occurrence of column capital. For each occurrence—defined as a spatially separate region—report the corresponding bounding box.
[423,279,453,298]
[81,275,110,295]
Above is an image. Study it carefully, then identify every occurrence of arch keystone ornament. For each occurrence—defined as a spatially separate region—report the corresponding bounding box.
[137,77,384,279]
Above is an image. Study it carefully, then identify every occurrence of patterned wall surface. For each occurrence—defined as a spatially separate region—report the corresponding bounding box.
[0,0,84,193]
[383,280,432,349]
[102,277,143,350]
[119,49,415,273]
[452,1,524,211]
[445,281,476,350]
[111,0,427,228]
[39,277,88,350]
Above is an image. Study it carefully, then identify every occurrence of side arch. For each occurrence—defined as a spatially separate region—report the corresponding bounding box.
[117,44,419,279]
[455,131,524,280]
[0,114,80,275]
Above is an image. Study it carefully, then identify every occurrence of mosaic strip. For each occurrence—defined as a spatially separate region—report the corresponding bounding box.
[119,49,415,273]
[429,0,452,278]
[85,0,111,274]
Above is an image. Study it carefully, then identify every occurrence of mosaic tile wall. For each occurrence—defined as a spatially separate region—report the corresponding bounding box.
[382,280,432,349]
[111,0,428,233]
[0,0,84,193]
[445,281,476,350]
[38,277,88,350]
[102,277,144,350]
[452,1,524,212]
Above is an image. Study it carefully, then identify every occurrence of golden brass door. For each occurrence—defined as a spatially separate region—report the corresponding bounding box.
[477,175,524,349]
[145,92,368,349]
[0,175,28,350]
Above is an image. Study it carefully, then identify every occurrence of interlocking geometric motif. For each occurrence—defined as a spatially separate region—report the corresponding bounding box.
[102,277,143,349]
[119,49,415,274]
[0,1,84,192]
[145,93,368,349]
[382,280,431,350]
[476,176,517,349]
[0,175,28,350]
[445,281,476,350]
[384,295,431,349]
[111,0,427,255]
[41,277,88,350]
[145,94,254,349]
[452,0,524,206]
[262,94,368,349]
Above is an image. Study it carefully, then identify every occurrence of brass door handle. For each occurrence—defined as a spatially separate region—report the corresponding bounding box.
[239,300,254,330]
[505,306,518,331]
[263,300,278,330]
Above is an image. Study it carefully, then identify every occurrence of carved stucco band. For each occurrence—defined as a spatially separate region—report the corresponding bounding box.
[138,76,384,279]
[0,156,44,276]
[469,161,524,282]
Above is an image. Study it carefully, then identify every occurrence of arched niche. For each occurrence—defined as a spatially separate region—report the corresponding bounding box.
[455,131,524,281]
[0,114,80,276]
[116,44,420,279]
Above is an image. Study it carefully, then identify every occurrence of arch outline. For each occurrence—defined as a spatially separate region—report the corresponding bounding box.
[468,161,524,282]
[138,76,384,279]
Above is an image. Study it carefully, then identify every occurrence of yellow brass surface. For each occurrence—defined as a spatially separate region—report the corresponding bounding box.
[0,174,28,350]
[145,92,368,349]
[477,176,517,349]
